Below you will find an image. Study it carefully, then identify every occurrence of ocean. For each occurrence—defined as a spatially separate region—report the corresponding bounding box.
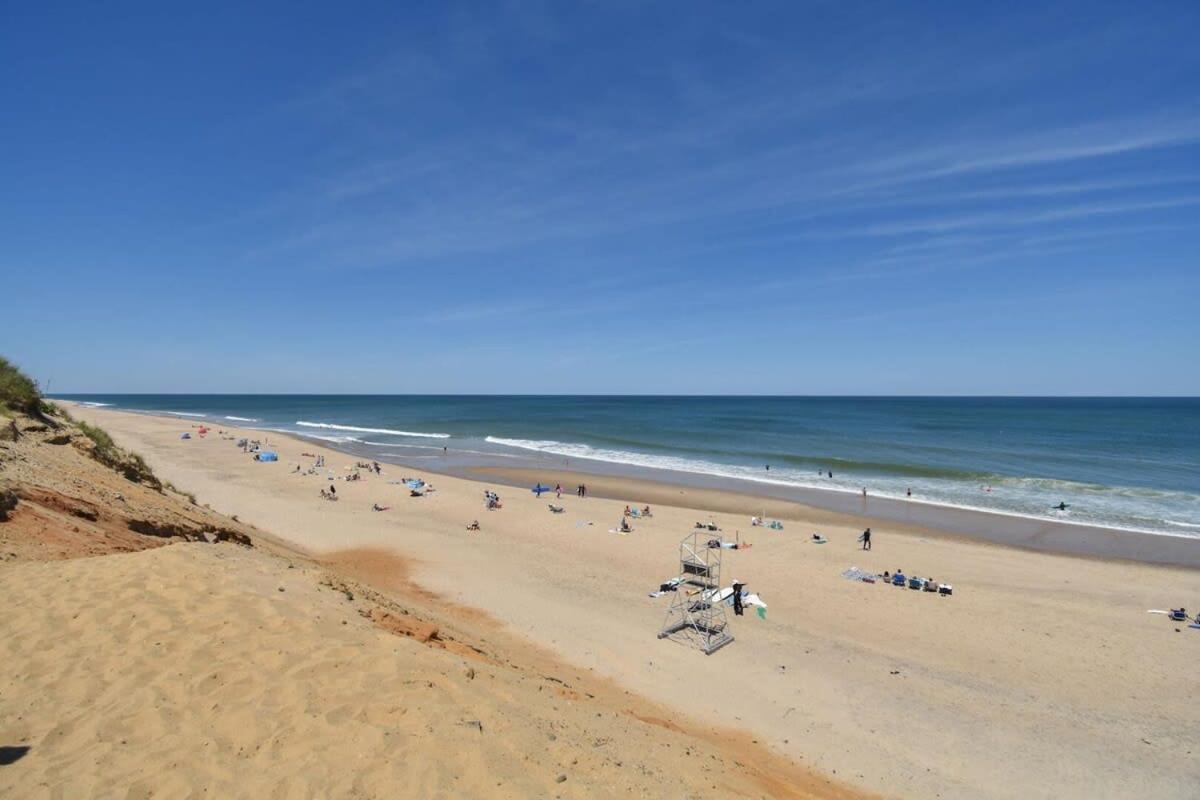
[55,394,1200,538]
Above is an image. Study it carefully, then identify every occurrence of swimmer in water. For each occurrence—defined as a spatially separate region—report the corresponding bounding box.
[1053,502,1069,511]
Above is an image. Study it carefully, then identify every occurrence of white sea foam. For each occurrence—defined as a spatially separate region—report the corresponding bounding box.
[361,440,442,449]
[303,434,360,444]
[167,411,207,418]
[224,415,260,422]
[79,401,112,407]
[483,437,1200,538]
[296,421,450,439]
[485,436,814,486]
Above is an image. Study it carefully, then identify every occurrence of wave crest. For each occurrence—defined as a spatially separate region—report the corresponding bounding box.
[296,421,449,439]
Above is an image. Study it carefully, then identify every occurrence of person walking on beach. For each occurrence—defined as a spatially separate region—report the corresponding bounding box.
[555,483,562,499]
[861,528,872,550]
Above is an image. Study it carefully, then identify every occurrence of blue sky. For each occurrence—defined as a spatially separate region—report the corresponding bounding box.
[2,1,1198,394]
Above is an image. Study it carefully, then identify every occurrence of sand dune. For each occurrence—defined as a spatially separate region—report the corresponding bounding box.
[0,542,859,798]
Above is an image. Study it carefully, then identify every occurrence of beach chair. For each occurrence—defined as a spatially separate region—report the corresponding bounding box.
[892,573,906,587]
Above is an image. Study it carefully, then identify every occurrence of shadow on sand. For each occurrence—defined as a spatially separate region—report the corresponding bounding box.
[0,746,30,766]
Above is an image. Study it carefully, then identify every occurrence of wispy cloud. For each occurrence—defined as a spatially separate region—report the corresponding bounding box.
[845,115,1200,191]
[848,195,1200,238]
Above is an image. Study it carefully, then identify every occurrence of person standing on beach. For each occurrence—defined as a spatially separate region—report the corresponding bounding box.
[861,528,872,550]
[555,483,562,499]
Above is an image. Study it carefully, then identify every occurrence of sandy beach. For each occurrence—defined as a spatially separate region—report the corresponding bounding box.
[0,403,856,799]
[45,403,1199,799]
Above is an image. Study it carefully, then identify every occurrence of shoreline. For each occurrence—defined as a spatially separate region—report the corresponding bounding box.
[458,464,1200,568]
[272,421,1200,569]
[61,403,1200,567]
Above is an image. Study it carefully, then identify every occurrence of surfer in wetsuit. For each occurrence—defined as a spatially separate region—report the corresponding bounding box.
[732,582,745,616]
[1053,502,1069,511]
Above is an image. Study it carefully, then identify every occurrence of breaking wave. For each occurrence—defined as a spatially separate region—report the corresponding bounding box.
[296,421,450,439]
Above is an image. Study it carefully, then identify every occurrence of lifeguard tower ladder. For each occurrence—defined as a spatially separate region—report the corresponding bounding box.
[658,531,734,655]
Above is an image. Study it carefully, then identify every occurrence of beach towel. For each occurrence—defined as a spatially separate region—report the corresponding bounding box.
[841,567,875,582]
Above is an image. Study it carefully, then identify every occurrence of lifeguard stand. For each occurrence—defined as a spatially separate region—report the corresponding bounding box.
[658,531,735,655]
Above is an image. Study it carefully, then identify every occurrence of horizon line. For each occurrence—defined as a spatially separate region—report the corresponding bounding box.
[50,392,1200,400]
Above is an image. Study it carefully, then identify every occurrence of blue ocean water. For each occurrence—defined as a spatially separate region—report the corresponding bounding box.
[55,395,1200,537]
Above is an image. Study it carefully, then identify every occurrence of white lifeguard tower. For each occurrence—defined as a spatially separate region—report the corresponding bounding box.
[657,531,735,655]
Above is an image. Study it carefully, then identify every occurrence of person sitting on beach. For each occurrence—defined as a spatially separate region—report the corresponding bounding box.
[619,518,632,533]
[467,520,481,531]
[372,503,389,512]
[642,505,652,517]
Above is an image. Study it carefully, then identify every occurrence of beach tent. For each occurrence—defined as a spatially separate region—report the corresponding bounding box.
[258,451,278,462]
